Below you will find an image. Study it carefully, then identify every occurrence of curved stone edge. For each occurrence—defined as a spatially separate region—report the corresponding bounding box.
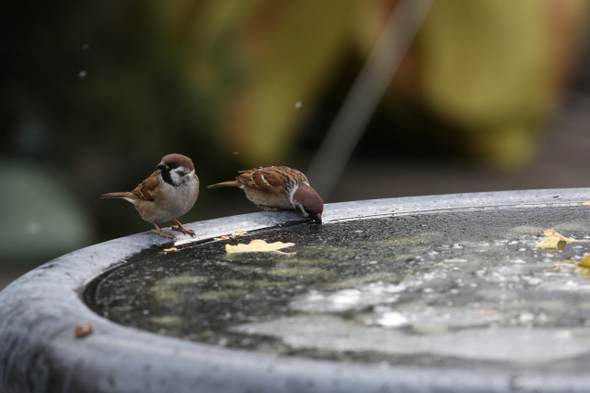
[2,188,590,392]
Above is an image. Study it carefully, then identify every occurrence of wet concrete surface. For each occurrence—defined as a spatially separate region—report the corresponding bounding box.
[86,204,590,373]
[3,190,590,392]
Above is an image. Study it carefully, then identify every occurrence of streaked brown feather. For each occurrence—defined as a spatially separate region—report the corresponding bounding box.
[248,170,273,191]
[206,180,241,189]
[132,170,160,201]
[237,166,308,192]
[100,191,134,200]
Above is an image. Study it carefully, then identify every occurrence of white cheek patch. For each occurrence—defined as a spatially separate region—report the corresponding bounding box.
[295,203,308,217]
[288,184,299,206]
[169,167,188,186]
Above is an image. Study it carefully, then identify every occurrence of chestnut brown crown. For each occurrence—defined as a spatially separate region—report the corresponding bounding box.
[292,183,323,223]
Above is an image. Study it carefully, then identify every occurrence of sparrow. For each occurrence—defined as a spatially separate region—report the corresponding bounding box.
[102,153,200,239]
[208,166,323,223]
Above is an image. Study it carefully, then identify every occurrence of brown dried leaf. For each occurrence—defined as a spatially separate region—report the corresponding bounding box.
[74,324,93,338]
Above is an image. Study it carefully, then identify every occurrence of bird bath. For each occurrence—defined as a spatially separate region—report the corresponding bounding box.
[3,189,590,392]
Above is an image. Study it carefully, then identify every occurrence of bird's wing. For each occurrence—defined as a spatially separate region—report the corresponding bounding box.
[237,167,278,192]
[132,170,160,201]
[238,166,308,192]
[281,166,309,184]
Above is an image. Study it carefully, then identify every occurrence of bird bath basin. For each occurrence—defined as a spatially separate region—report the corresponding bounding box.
[3,189,590,392]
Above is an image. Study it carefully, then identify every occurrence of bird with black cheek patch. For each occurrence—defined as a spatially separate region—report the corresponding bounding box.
[208,166,323,223]
[102,154,200,239]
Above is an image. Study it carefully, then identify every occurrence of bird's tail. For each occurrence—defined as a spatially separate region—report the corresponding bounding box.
[101,192,134,202]
[207,181,240,189]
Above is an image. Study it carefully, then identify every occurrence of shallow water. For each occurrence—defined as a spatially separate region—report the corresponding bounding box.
[85,205,590,372]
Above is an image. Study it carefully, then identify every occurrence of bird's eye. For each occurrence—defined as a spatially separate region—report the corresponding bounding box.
[168,163,179,169]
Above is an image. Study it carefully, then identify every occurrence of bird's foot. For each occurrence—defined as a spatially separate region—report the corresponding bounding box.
[259,205,279,212]
[151,222,175,239]
[151,228,175,239]
[171,219,195,236]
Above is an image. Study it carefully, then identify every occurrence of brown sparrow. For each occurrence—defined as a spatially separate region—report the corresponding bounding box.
[208,166,323,223]
[102,154,200,238]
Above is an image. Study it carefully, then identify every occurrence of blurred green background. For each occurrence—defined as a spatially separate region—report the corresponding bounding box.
[2,0,590,288]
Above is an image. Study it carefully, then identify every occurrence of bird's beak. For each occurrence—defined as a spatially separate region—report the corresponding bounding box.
[156,162,168,170]
[311,213,322,224]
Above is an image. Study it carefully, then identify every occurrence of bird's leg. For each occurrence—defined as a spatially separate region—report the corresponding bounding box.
[170,219,195,236]
[151,222,175,239]
[259,205,279,212]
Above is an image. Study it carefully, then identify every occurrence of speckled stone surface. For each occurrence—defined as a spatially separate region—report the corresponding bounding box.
[2,189,590,393]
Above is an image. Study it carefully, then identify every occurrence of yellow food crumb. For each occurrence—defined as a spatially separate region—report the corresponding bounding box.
[225,239,296,255]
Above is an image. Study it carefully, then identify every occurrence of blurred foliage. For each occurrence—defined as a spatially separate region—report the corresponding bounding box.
[1,1,236,164]
[2,0,589,168]
[410,0,590,170]
[1,0,589,250]
[0,160,94,265]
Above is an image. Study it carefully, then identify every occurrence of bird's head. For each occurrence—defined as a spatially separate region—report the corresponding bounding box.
[292,183,324,223]
[157,154,195,186]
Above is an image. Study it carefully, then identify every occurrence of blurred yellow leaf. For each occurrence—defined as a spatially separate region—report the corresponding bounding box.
[579,254,590,269]
[225,239,296,255]
[534,229,576,250]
